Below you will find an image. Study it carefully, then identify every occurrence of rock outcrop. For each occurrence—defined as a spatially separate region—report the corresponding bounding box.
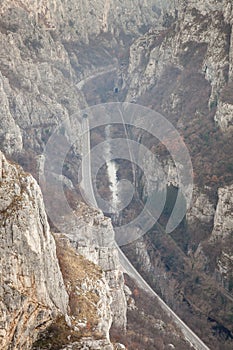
[1,0,233,349]
[0,151,122,350]
[50,234,115,350]
[0,0,176,42]
[125,0,233,133]
[215,101,233,133]
[56,202,127,331]
[209,184,233,291]
[211,184,233,241]
[136,7,232,188]
[187,186,216,226]
[0,151,69,349]
[0,0,180,158]
[0,4,85,158]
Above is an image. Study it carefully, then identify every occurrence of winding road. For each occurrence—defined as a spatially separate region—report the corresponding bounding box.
[76,65,117,90]
[80,115,211,350]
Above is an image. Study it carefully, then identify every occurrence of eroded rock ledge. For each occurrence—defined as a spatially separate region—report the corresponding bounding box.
[0,152,127,350]
[0,150,68,349]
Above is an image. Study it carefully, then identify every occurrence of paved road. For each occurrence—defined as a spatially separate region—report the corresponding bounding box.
[76,65,117,90]
[81,115,211,350]
[80,117,98,208]
[116,244,210,350]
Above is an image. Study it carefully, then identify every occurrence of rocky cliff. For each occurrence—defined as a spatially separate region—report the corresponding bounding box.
[0,0,177,42]
[1,0,233,349]
[125,0,233,133]
[36,233,116,350]
[119,1,233,348]
[0,151,125,350]
[53,202,128,331]
[0,2,129,348]
[0,150,68,349]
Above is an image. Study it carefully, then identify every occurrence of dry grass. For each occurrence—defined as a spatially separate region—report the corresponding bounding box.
[32,315,81,350]
[54,233,102,281]
[54,234,102,321]
[33,235,104,349]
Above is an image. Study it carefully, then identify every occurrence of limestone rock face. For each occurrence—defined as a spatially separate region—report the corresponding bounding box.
[141,154,181,199]
[0,0,180,157]
[206,184,233,292]
[125,0,233,130]
[0,5,86,157]
[0,0,176,42]
[0,152,118,349]
[176,182,233,323]
[0,72,23,155]
[0,3,128,343]
[0,151,69,350]
[215,101,233,132]
[187,186,215,225]
[58,203,127,331]
[216,251,233,292]
[51,235,115,350]
[121,4,233,332]
[211,184,233,241]
[1,0,233,348]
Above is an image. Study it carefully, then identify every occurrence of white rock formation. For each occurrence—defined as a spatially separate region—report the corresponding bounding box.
[187,187,215,225]
[54,234,115,350]
[0,0,173,43]
[58,203,128,331]
[215,101,233,133]
[211,184,233,241]
[126,0,233,123]
[0,73,22,155]
[0,151,69,350]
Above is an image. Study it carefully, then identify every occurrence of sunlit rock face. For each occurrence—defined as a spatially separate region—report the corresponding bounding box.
[0,151,69,350]
[126,0,232,108]
[51,234,115,350]
[0,4,86,158]
[57,202,128,331]
[211,184,233,241]
[0,0,233,348]
[194,184,233,292]
[215,101,233,132]
[187,186,215,226]
[0,0,175,157]
[0,151,121,350]
[0,0,177,41]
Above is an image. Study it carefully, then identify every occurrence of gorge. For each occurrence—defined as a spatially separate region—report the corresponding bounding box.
[0,1,233,349]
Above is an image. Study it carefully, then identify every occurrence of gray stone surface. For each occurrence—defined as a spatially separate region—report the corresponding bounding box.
[0,151,69,350]
[0,0,233,348]
[58,202,127,331]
